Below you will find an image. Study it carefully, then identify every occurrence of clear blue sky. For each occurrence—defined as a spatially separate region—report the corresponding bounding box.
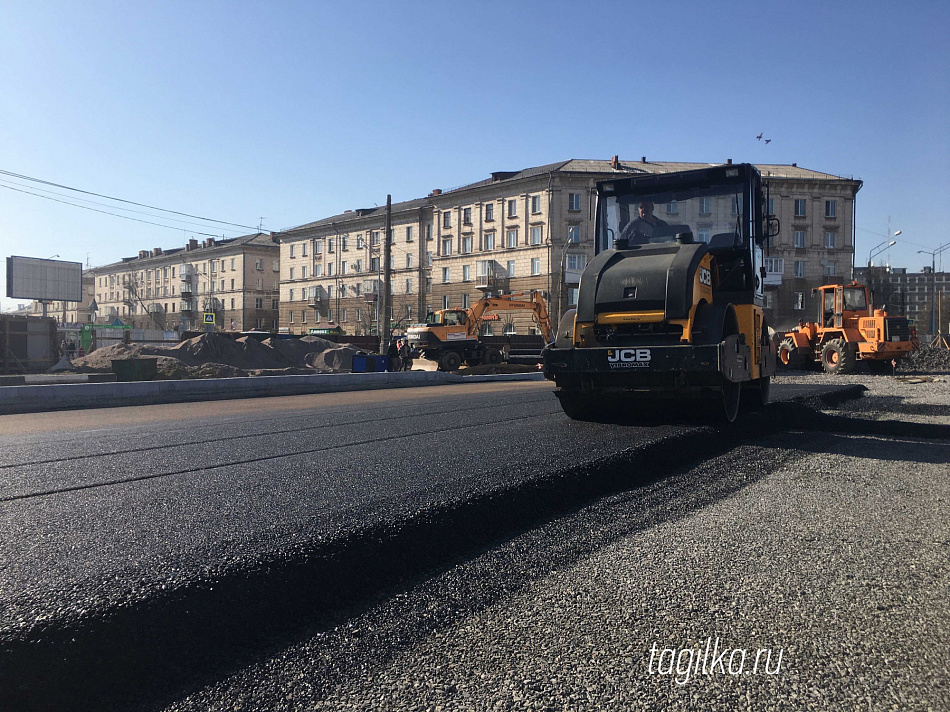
[1,0,948,308]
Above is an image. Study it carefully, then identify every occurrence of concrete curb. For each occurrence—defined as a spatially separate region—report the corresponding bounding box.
[0,371,548,415]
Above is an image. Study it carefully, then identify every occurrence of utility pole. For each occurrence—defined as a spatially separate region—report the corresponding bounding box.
[380,194,392,352]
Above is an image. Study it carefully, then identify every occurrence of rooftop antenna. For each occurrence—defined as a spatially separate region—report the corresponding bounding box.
[258,217,266,232]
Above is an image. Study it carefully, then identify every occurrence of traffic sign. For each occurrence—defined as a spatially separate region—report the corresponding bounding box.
[203,312,215,324]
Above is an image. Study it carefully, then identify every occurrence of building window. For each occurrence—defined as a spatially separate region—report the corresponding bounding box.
[301,244,307,257]
[824,231,836,249]
[443,212,451,229]
[530,226,542,245]
[698,197,711,214]
[341,236,349,250]
[794,260,806,278]
[328,309,333,321]
[666,200,678,215]
[289,245,296,258]
[463,265,471,282]
[763,292,774,309]
[315,264,322,277]
[764,257,784,274]
[794,292,805,310]
[462,236,473,254]
[425,225,432,241]
[406,279,413,294]
[340,261,347,275]
[356,235,364,249]
[568,288,579,306]
[442,295,450,309]
[314,241,323,254]
[256,259,264,270]
[289,267,295,281]
[568,193,581,212]
[339,308,346,322]
[459,293,469,309]
[340,284,348,298]
[327,285,334,299]
[567,225,580,243]
[405,254,413,269]
[272,299,278,309]
[506,229,518,248]
[302,266,308,279]
[794,231,806,248]
[731,195,743,215]
[463,207,472,225]
[794,199,807,217]
[301,310,307,324]
[531,258,541,275]
[328,238,335,253]
[507,199,517,218]
[327,263,334,276]
[371,231,380,246]
[406,226,413,242]
[767,198,775,216]
[442,267,450,283]
[566,253,587,271]
[507,260,516,277]
[289,311,294,324]
[484,233,495,250]
[485,203,494,221]
[503,323,516,336]
[531,195,541,213]
[825,200,837,218]
[824,263,837,277]
[442,238,453,256]
[698,229,710,243]
[289,289,294,302]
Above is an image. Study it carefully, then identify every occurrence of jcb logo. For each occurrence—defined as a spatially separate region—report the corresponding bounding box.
[698,267,712,287]
[607,348,652,368]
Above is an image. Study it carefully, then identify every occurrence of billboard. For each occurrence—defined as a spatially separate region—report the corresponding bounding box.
[6,256,83,302]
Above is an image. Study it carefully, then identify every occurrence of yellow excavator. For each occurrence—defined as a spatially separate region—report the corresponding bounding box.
[543,163,777,422]
[407,291,553,371]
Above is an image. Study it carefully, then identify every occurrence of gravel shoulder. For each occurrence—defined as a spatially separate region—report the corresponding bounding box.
[164,372,950,711]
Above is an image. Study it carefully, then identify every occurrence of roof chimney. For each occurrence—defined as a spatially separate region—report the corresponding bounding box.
[726,158,732,165]
[641,156,647,163]
[429,188,442,196]
[610,155,620,169]
[153,247,162,256]
[138,250,148,259]
[792,162,797,167]
[188,238,198,250]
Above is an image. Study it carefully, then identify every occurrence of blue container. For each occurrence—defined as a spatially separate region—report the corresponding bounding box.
[352,354,389,373]
[352,355,368,373]
[373,355,389,372]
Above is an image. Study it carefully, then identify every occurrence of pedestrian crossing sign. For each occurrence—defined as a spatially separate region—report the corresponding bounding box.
[203,312,215,324]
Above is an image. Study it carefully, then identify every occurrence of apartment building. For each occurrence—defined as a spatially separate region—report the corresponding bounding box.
[278,159,861,336]
[854,265,950,336]
[89,234,279,331]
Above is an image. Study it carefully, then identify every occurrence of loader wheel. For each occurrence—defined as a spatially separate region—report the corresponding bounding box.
[778,337,808,369]
[555,390,599,421]
[820,338,855,375]
[482,347,502,365]
[439,351,462,371]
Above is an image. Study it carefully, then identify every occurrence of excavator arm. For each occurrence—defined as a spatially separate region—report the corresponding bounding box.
[467,291,553,341]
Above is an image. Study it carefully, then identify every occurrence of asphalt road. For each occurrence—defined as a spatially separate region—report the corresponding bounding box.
[1,378,944,710]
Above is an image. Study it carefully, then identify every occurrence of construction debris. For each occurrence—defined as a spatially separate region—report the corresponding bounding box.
[898,345,950,374]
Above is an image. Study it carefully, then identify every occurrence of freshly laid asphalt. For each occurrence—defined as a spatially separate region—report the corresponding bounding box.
[1,376,945,710]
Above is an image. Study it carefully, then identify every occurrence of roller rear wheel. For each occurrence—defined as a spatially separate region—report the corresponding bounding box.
[721,377,741,423]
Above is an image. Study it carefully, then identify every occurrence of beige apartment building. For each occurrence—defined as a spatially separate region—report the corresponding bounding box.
[278,158,861,337]
[89,234,280,331]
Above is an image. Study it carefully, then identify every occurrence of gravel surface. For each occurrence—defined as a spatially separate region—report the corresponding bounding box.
[163,372,950,712]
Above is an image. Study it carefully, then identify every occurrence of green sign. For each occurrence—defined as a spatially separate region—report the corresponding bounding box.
[203,312,215,324]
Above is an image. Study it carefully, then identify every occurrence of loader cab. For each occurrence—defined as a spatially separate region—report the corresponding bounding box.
[813,283,870,328]
[595,164,774,306]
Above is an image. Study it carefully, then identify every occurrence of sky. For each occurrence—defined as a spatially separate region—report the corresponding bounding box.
[1,0,948,309]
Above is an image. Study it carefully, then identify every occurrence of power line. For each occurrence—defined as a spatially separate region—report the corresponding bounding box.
[0,167,260,231]
[0,177,246,234]
[0,183,227,238]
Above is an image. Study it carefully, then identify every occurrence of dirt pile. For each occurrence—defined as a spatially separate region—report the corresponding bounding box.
[899,345,950,374]
[69,333,359,379]
[307,346,361,372]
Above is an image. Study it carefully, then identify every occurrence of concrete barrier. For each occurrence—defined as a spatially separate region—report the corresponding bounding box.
[0,371,547,415]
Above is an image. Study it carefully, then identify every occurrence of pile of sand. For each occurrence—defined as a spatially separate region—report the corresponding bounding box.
[307,345,361,372]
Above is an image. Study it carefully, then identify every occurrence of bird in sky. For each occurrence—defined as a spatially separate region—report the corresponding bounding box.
[756,133,763,141]
[765,139,771,144]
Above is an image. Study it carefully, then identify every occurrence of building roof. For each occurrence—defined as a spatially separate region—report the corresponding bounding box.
[92,233,275,271]
[278,159,859,237]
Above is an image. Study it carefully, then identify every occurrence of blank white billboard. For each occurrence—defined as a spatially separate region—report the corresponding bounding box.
[6,256,83,302]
